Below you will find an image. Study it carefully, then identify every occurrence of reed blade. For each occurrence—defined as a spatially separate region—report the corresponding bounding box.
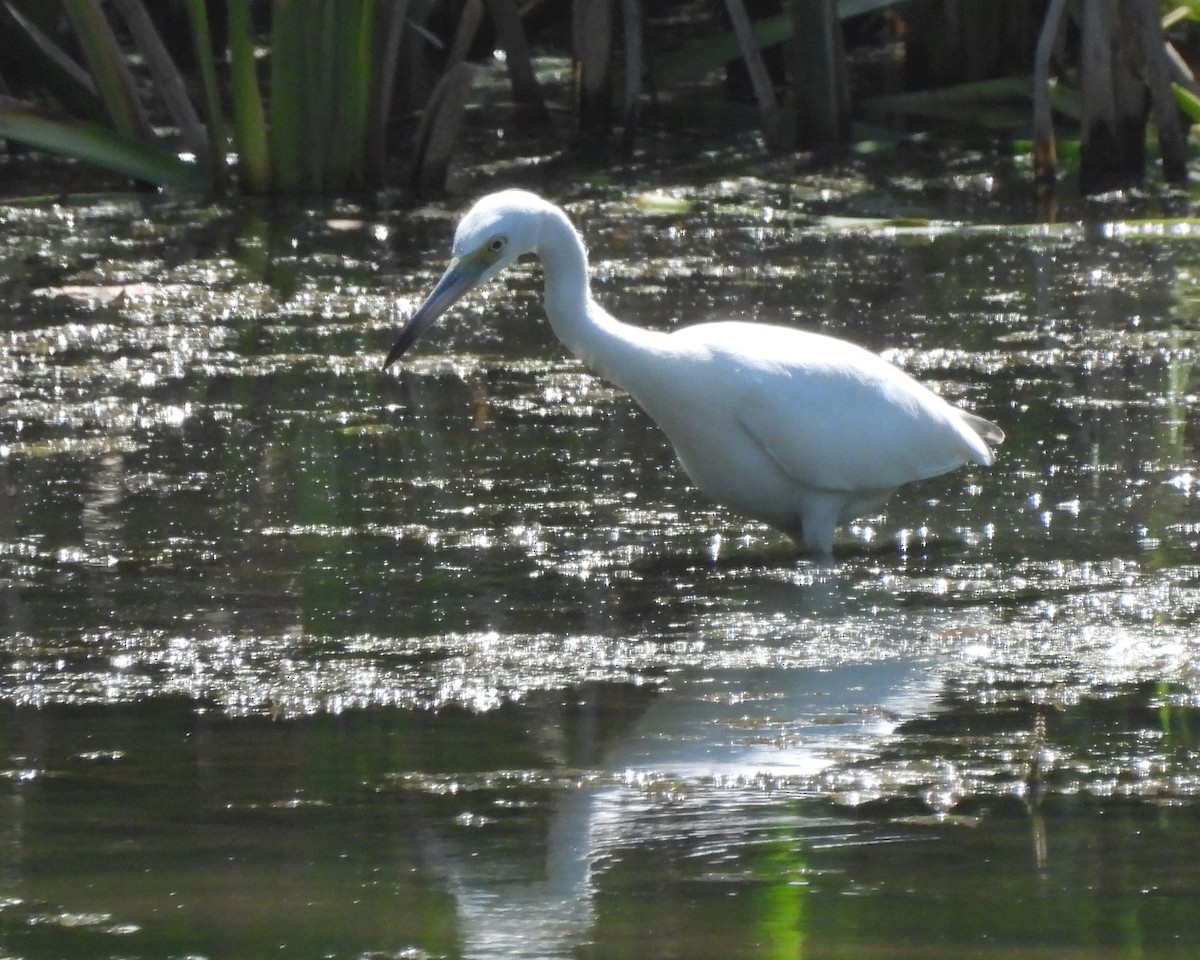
[110,0,208,157]
[228,0,271,191]
[4,1,96,94]
[270,0,311,191]
[61,0,154,142]
[184,0,228,189]
[0,99,207,189]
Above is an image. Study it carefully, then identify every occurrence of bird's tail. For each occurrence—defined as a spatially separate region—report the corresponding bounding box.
[962,412,1005,447]
[959,412,1005,465]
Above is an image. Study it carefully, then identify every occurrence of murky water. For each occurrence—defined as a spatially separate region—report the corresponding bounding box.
[2,158,1200,958]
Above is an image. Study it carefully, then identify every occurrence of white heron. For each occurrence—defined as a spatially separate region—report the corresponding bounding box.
[384,190,1003,556]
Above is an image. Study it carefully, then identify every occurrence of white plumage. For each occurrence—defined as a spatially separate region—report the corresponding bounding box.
[384,190,1003,556]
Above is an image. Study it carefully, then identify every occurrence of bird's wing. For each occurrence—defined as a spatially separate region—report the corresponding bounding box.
[690,324,992,493]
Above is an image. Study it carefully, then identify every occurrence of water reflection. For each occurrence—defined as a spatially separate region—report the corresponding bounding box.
[1,175,1200,957]
[2,676,1198,958]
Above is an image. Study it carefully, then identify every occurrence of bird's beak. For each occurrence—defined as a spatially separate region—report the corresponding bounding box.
[383,256,483,370]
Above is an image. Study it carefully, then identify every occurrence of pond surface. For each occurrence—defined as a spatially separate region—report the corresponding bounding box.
[2,155,1200,959]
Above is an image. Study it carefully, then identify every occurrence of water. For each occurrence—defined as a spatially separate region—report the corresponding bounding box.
[2,159,1200,958]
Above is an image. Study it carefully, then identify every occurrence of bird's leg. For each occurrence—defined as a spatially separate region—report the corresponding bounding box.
[797,495,841,560]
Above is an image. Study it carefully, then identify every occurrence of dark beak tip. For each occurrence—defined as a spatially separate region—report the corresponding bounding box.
[382,328,418,371]
[382,260,469,372]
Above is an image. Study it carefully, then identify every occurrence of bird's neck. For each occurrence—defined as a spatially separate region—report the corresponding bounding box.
[535,206,663,392]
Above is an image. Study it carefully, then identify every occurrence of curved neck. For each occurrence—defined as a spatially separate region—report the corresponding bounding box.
[536,206,592,348]
[534,207,664,393]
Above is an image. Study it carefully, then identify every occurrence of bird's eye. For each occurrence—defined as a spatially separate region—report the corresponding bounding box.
[488,236,507,254]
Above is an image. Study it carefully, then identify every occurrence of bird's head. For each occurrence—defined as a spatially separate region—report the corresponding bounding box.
[383,190,549,369]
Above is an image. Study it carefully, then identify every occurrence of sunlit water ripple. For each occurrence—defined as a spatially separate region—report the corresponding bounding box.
[2,185,1200,812]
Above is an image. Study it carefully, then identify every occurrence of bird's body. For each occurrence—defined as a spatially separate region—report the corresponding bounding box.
[385,190,1003,556]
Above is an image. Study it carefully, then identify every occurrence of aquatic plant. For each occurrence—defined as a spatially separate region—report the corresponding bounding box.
[0,0,482,193]
[653,0,1192,193]
[0,0,1195,197]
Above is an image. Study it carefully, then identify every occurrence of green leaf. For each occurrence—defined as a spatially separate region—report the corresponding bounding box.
[1172,82,1200,124]
[1163,2,1200,27]
[0,101,208,190]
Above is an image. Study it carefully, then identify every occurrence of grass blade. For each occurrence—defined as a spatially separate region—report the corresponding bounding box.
[574,0,615,140]
[1136,0,1187,186]
[227,0,271,191]
[1033,0,1068,208]
[411,61,475,192]
[270,0,312,191]
[0,98,208,189]
[61,0,154,142]
[312,0,340,189]
[184,0,228,188]
[1172,81,1200,123]
[654,14,789,87]
[323,0,373,188]
[366,0,411,183]
[109,0,207,156]
[348,0,377,185]
[446,0,485,70]
[723,0,782,148]
[4,1,96,94]
[784,0,847,146]
[484,0,547,115]
[653,0,902,90]
[620,0,642,153]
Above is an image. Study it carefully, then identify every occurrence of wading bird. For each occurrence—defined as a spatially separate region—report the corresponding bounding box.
[384,190,1003,556]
